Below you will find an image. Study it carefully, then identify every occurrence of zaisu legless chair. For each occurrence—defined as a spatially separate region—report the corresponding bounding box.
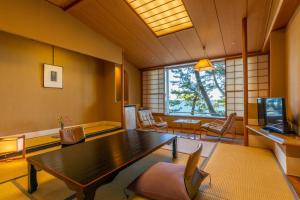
[59,126,85,148]
[125,144,210,200]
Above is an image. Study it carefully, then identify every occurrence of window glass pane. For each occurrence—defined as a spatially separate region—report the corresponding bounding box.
[166,61,225,117]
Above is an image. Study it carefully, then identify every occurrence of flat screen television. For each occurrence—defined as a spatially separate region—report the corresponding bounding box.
[258,97,292,134]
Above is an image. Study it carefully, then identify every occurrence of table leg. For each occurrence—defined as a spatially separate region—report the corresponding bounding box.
[28,163,38,193]
[76,189,96,200]
[172,137,177,159]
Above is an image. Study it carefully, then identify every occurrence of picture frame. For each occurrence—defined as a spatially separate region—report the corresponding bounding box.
[43,64,63,88]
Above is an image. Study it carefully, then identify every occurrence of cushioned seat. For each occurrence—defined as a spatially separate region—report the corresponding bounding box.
[128,162,189,200]
[59,126,85,148]
[154,121,168,127]
[126,145,209,200]
[201,113,237,138]
[137,109,168,132]
[201,123,223,134]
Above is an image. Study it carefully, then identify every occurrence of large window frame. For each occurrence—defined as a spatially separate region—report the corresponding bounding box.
[141,54,270,118]
[165,61,225,117]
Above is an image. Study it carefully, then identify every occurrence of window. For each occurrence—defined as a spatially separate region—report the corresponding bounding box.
[142,54,269,117]
[166,61,225,117]
[142,69,165,113]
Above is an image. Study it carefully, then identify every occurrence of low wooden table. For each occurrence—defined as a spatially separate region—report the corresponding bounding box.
[172,119,202,138]
[27,130,177,200]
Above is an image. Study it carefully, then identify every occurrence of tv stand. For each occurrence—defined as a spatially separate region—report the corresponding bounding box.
[247,125,300,175]
[247,125,300,146]
[247,125,300,196]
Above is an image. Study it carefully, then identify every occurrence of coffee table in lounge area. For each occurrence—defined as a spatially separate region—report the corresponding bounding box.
[173,119,202,139]
[27,130,177,200]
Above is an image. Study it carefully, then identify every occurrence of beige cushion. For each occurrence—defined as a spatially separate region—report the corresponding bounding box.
[128,162,190,200]
[154,121,168,127]
[201,123,223,134]
[138,110,155,127]
[59,126,85,145]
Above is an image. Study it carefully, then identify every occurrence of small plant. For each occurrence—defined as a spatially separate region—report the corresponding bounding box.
[58,115,64,130]
[57,115,72,130]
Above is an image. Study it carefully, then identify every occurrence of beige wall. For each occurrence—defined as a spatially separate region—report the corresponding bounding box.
[286,5,300,134]
[270,29,286,98]
[103,60,141,122]
[124,60,141,106]
[0,31,107,136]
[103,62,122,122]
[0,0,122,64]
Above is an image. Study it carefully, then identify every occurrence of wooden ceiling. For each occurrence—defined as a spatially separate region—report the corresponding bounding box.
[47,0,298,68]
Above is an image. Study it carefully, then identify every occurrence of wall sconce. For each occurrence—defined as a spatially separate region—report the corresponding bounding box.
[0,135,25,161]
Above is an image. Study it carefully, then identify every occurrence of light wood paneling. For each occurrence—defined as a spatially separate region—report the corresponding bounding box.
[214,0,245,55]
[47,0,296,68]
[274,0,300,29]
[247,0,272,52]
[175,28,204,60]
[183,0,225,57]
[68,0,159,67]
[96,0,175,65]
[159,34,192,62]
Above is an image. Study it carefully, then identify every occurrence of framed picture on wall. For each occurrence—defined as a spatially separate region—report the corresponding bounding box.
[44,64,63,88]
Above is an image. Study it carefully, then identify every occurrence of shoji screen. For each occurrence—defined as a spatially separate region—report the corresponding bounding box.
[226,54,269,117]
[142,69,165,113]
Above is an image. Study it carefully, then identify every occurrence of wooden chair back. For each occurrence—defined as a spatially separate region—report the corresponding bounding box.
[184,144,204,199]
[221,112,237,134]
[59,126,85,148]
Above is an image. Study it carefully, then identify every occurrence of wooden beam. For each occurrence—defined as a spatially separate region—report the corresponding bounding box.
[242,17,248,146]
[140,51,267,71]
[63,0,83,11]
[121,51,125,129]
[262,0,284,51]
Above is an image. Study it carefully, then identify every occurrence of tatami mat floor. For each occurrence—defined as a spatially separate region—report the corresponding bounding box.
[3,128,291,200]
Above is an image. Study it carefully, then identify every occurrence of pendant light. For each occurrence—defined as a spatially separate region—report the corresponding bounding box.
[194,46,214,71]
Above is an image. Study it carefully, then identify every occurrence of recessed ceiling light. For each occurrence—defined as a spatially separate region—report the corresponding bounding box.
[125,0,193,37]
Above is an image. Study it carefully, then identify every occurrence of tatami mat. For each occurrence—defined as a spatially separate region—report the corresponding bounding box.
[200,143,295,200]
[162,137,217,157]
[25,124,120,148]
[16,171,74,200]
[0,182,30,200]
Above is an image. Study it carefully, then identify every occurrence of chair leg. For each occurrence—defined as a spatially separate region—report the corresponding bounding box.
[123,188,130,199]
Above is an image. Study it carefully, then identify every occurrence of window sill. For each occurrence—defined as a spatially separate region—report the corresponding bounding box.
[152,113,244,121]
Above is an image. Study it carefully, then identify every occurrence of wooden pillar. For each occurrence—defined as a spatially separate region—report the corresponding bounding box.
[242,17,249,146]
[121,51,125,129]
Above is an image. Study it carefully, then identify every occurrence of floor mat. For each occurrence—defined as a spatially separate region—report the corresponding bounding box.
[200,143,295,200]
[162,137,217,157]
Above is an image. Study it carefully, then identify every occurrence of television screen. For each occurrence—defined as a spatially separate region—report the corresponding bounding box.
[265,98,287,133]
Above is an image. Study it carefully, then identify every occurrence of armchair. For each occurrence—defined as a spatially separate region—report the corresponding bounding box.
[137,109,168,132]
[201,112,237,139]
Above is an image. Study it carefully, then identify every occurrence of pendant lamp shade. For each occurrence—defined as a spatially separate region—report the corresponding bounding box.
[194,58,214,71]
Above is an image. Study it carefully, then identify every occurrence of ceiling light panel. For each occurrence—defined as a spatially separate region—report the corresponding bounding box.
[126,0,193,36]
